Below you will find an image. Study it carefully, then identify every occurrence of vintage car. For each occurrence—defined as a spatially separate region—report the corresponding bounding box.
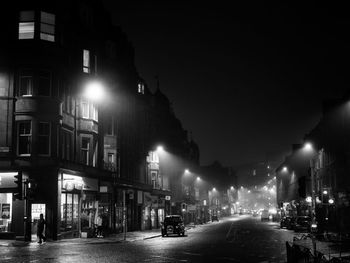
[161,215,185,237]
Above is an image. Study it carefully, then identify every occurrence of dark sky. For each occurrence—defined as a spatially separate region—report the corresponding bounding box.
[102,1,350,166]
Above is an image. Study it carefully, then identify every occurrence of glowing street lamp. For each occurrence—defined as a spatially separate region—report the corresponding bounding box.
[282,166,288,172]
[84,81,105,102]
[156,145,164,152]
[196,176,201,181]
[303,142,313,152]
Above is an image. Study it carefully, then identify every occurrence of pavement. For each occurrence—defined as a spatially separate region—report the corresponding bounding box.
[292,232,350,261]
[0,224,198,247]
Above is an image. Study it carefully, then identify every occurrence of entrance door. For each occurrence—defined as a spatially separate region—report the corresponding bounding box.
[31,203,46,241]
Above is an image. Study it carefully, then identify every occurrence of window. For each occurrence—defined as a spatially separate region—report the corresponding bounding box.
[37,71,51,96]
[138,83,144,94]
[82,100,89,118]
[18,121,31,155]
[107,116,114,135]
[40,11,55,42]
[38,122,50,155]
[61,130,73,161]
[19,75,33,96]
[19,11,35,39]
[81,137,90,165]
[108,153,114,164]
[83,49,90,73]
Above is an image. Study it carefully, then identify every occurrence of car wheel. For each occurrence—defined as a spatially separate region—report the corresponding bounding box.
[182,232,185,236]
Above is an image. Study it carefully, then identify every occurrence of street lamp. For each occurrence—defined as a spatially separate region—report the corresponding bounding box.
[84,81,105,102]
[303,142,317,226]
[156,145,164,152]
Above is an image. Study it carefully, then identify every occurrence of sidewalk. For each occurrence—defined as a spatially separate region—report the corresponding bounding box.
[292,233,350,261]
[0,225,196,247]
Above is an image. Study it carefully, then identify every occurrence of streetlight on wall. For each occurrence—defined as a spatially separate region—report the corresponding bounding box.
[301,141,318,229]
[73,80,107,237]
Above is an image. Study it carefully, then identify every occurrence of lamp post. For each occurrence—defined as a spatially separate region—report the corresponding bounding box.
[73,80,106,237]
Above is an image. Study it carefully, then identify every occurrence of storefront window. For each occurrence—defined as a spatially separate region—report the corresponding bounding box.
[81,195,97,230]
[31,203,45,239]
[61,192,79,232]
[0,193,12,232]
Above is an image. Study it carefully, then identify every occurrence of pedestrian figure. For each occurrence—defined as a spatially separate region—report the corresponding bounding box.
[37,213,46,244]
[96,214,103,237]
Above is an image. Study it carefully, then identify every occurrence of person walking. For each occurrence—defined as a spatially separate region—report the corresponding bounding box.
[96,214,103,238]
[37,213,46,244]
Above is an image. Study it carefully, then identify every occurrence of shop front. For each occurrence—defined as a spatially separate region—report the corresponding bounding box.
[59,173,99,239]
[0,172,22,239]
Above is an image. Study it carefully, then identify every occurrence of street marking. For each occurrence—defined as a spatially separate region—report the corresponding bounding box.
[226,221,235,240]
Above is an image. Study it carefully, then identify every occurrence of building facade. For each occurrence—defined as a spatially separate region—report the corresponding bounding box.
[0,0,199,240]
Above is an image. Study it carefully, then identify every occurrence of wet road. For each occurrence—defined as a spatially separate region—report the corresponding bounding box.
[1,215,297,263]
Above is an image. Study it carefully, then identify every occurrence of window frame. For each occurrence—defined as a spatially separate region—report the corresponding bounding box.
[40,11,55,42]
[83,49,90,74]
[81,137,90,165]
[18,11,35,40]
[38,122,51,156]
[17,121,32,156]
[37,70,52,97]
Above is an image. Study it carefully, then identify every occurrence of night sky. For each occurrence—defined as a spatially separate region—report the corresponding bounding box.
[103,1,350,167]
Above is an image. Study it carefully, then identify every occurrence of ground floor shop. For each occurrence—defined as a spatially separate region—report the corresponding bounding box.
[0,169,174,240]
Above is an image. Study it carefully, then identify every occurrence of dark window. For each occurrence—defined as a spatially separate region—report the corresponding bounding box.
[18,121,31,155]
[107,116,114,135]
[40,11,55,42]
[61,130,73,160]
[38,122,50,155]
[19,75,33,96]
[37,71,51,96]
[81,137,90,165]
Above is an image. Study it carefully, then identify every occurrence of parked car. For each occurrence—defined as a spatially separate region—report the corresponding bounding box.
[261,209,269,221]
[161,215,185,237]
[212,215,219,221]
[280,216,293,229]
[294,216,311,232]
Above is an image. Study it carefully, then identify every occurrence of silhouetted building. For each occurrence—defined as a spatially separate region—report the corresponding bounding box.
[0,0,199,240]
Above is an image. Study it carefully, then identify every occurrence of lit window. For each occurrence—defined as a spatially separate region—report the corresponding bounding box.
[18,121,31,155]
[83,49,90,73]
[81,137,90,165]
[138,83,144,94]
[108,153,114,164]
[19,11,34,39]
[40,11,55,42]
[38,122,50,155]
[82,100,89,118]
[90,103,98,121]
